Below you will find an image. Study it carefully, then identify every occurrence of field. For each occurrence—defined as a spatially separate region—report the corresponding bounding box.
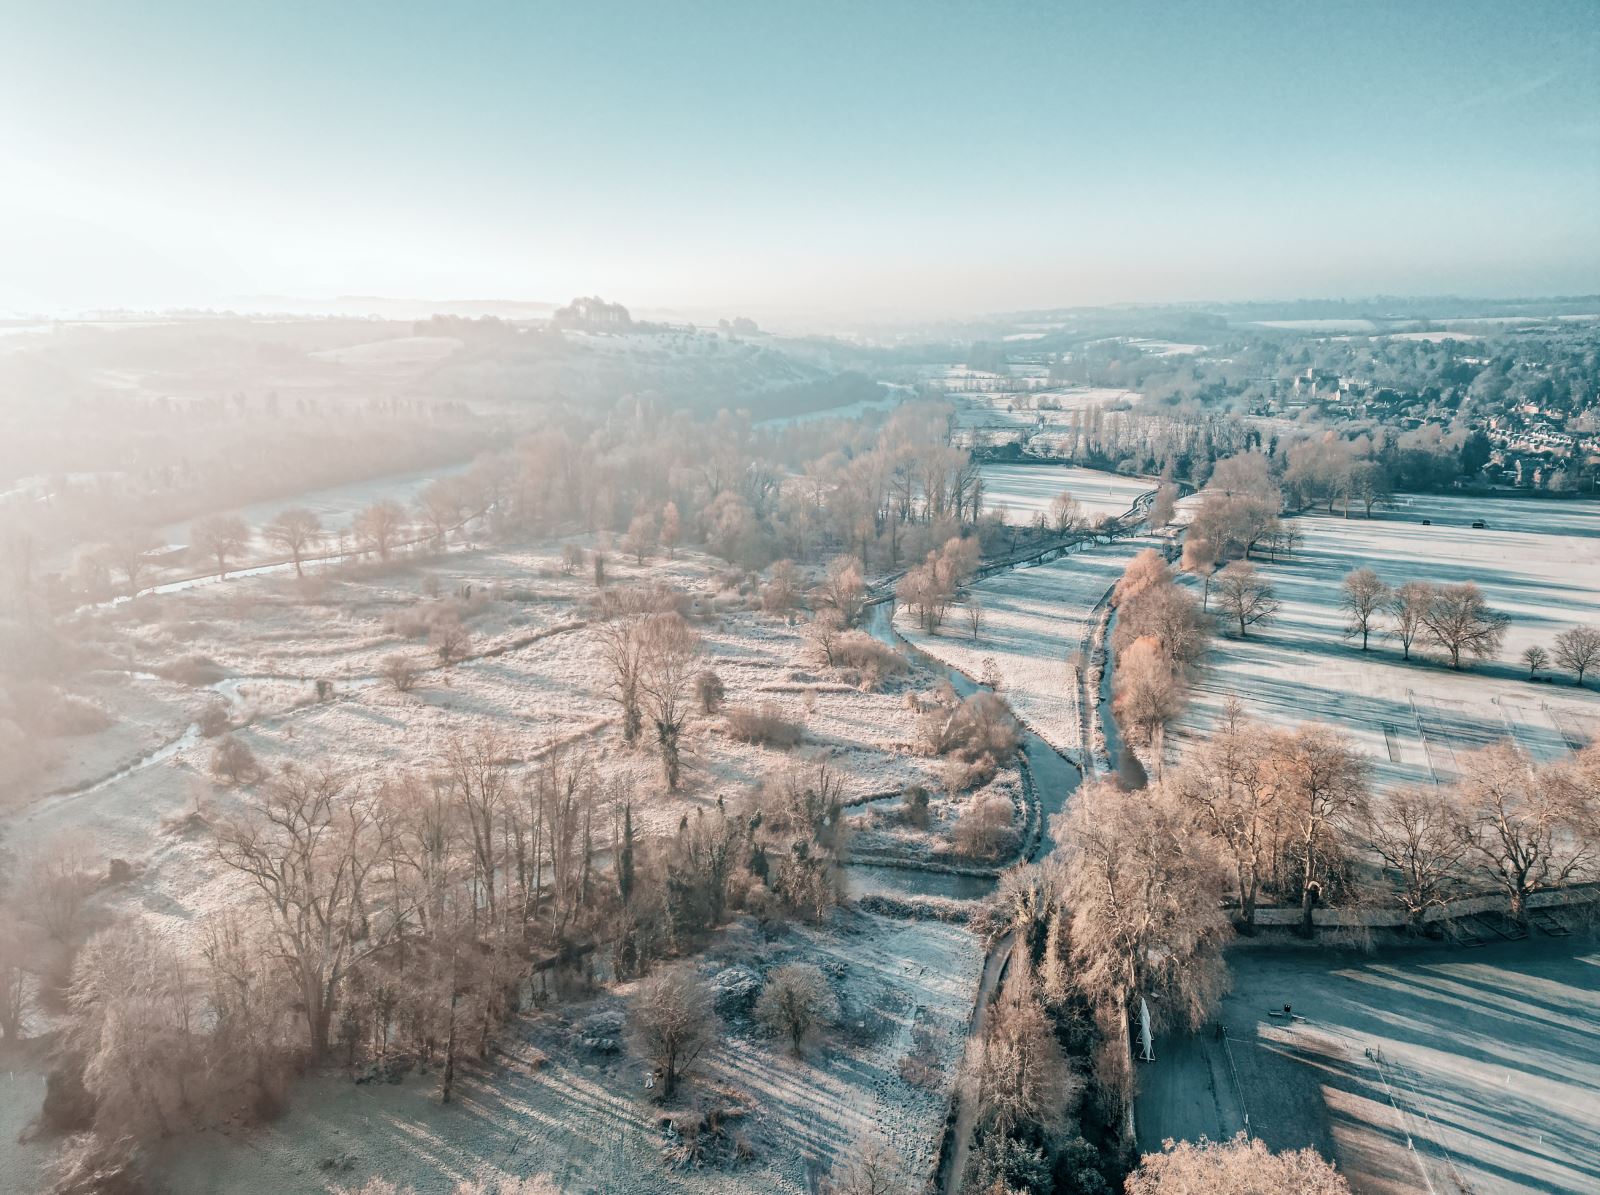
[0,536,1000,1194]
[980,463,1153,527]
[1170,495,1600,788]
[895,537,1153,758]
[1135,937,1600,1195]
[153,912,980,1195]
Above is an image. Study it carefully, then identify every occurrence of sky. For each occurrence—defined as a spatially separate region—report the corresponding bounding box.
[1,0,1597,322]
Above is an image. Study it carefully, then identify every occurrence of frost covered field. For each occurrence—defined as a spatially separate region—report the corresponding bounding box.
[157,913,980,1195]
[896,538,1154,757]
[1,539,996,1194]
[1172,495,1600,787]
[979,463,1153,526]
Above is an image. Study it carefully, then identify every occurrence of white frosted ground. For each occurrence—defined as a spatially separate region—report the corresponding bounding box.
[980,463,1153,525]
[897,537,1155,757]
[1172,495,1600,788]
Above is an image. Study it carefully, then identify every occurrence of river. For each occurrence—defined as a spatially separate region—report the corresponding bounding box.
[848,600,1087,902]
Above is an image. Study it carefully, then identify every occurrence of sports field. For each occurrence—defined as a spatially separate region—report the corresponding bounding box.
[1135,936,1600,1195]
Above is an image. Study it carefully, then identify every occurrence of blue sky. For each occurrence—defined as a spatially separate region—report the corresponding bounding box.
[1,0,1596,319]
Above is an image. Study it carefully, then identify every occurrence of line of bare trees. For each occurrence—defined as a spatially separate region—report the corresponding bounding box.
[1340,567,1510,669]
[1110,549,1213,772]
[22,725,858,1188]
[1173,700,1600,934]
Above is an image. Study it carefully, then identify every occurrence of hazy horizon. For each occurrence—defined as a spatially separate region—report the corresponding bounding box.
[3,0,1597,320]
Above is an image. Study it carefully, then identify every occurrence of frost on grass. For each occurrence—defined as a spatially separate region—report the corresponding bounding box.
[155,913,981,1195]
[896,538,1154,756]
[1172,496,1600,788]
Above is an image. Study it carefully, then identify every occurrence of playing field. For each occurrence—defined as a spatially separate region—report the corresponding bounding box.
[1171,495,1600,789]
[1135,936,1600,1195]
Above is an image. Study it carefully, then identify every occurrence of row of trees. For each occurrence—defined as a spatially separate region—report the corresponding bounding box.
[1340,569,1510,668]
[1174,702,1599,932]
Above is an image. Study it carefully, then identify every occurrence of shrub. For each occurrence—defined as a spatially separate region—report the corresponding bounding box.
[725,704,804,749]
[381,654,420,693]
[196,699,231,738]
[695,669,726,714]
[155,654,225,686]
[953,793,1017,860]
[831,631,907,688]
[211,735,260,785]
[900,784,931,828]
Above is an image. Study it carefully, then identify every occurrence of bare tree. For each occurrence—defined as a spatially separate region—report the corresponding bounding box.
[1451,743,1598,925]
[1113,636,1185,770]
[659,501,681,558]
[638,613,699,790]
[1127,1133,1352,1195]
[1387,579,1432,661]
[1048,490,1082,534]
[67,917,208,1142]
[355,500,407,561]
[628,963,718,1100]
[1340,567,1388,651]
[971,966,1075,1139]
[415,478,468,548]
[97,527,157,597]
[805,608,846,666]
[1172,699,1275,930]
[1361,787,1468,928]
[1056,779,1231,1034]
[264,508,324,577]
[1148,482,1179,527]
[213,766,388,1055]
[596,615,646,743]
[754,962,839,1055]
[1523,644,1550,679]
[1212,561,1279,638]
[815,555,866,627]
[1554,625,1600,686]
[824,1136,908,1195]
[191,515,251,579]
[622,511,657,565]
[1179,536,1217,610]
[1262,725,1369,938]
[962,593,983,641]
[1421,583,1508,669]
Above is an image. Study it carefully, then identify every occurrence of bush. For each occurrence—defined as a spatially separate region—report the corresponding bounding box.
[900,784,931,828]
[211,735,260,785]
[725,704,804,749]
[695,669,726,714]
[953,793,1017,860]
[381,654,420,693]
[155,654,225,686]
[196,699,231,738]
[831,631,907,689]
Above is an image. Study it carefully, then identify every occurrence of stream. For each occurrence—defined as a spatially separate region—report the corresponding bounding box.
[848,601,1088,902]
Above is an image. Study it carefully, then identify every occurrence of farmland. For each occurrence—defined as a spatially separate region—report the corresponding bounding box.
[1170,495,1600,788]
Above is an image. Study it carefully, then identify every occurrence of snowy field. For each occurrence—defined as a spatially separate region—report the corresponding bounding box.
[980,463,1153,526]
[1137,938,1600,1195]
[896,537,1155,756]
[1,536,1006,1193]
[154,912,980,1195]
[1172,496,1600,787]
[156,462,473,556]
